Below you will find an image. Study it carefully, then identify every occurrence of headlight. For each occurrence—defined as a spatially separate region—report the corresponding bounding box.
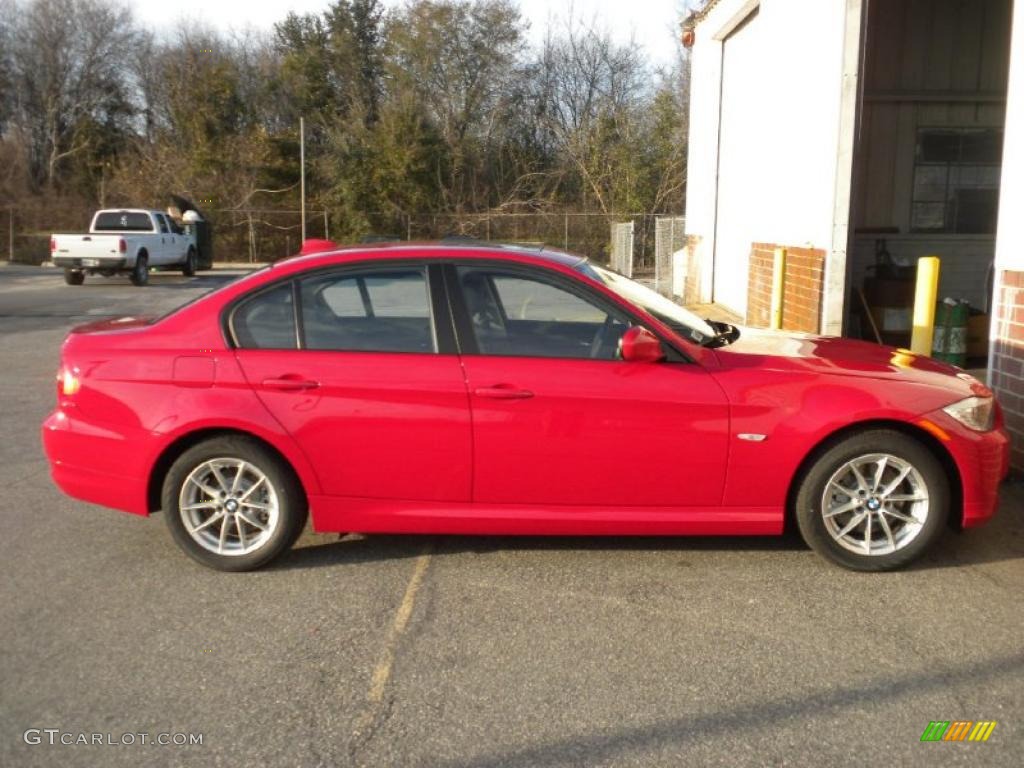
[942,396,994,431]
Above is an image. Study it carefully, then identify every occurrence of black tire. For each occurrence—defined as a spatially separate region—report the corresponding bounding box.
[794,429,949,571]
[64,269,84,285]
[130,253,149,286]
[162,436,308,571]
[182,247,197,277]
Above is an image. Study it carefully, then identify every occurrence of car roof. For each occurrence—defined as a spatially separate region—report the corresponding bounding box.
[95,209,160,216]
[278,241,590,271]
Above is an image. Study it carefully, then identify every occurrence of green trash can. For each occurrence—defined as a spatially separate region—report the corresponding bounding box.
[932,299,969,367]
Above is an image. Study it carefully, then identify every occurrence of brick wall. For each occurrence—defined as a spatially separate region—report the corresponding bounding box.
[992,269,1024,471]
[745,243,826,333]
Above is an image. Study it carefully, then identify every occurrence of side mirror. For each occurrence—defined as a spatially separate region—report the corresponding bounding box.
[619,326,665,363]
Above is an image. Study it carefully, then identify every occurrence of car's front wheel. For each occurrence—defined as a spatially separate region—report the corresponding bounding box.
[162,436,307,571]
[795,429,949,571]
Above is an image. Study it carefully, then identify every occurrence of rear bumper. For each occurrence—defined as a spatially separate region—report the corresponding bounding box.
[52,257,127,270]
[924,411,1011,528]
[41,408,151,516]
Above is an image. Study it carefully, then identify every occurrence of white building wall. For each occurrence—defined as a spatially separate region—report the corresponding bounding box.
[685,0,859,330]
[995,0,1024,273]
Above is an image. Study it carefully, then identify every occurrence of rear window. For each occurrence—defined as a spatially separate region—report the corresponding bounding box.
[93,211,154,232]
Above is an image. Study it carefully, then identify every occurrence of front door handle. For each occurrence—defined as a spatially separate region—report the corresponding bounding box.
[474,385,534,400]
[262,376,320,392]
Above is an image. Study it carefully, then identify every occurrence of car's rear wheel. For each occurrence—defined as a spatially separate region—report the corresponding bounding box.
[162,436,307,571]
[130,253,149,286]
[64,269,84,285]
[794,430,949,571]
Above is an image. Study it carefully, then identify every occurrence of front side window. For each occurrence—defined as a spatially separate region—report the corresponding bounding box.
[456,267,628,360]
[232,283,297,349]
[300,269,436,353]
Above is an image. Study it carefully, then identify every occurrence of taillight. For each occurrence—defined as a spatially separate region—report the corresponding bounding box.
[57,367,81,398]
[50,237,56,252]
[118,238,127,253]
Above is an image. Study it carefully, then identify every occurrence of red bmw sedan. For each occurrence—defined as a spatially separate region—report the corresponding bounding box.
[42,244,1010,571]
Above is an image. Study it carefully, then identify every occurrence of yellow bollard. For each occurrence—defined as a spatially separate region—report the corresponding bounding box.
[910,256,941,356]
[770,247,786,330]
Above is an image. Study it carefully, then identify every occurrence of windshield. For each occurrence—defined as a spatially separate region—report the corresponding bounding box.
[581,264,718,345]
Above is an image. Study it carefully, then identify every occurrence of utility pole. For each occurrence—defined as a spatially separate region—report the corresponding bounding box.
[300,116,307,242]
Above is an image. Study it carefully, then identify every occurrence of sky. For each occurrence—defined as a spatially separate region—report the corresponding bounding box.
[130,0,686,69]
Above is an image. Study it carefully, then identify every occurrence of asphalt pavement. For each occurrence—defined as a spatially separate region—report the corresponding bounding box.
[1,262,1022,767]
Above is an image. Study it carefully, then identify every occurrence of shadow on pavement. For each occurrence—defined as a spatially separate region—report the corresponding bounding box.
[275,479,1024,573]
[429,650,1024,768]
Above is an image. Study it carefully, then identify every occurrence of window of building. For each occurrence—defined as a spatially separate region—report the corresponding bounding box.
[911,127,1003,234]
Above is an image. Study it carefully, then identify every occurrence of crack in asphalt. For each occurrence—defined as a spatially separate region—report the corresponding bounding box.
[348,545,433,762]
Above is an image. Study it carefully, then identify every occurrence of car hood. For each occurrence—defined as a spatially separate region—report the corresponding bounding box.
[713,327,990,398]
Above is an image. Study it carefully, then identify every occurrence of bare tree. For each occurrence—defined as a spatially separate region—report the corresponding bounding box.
[3,0,691,254]
[387,0,525,211]
[10,0,138,188]
[0,1,14,135]
[531,16,649,213]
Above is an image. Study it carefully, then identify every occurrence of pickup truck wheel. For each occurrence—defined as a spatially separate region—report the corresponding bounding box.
[162,436,308,571]
[63,269,85,286]
[182,247,197,277]
[130,254,149,286]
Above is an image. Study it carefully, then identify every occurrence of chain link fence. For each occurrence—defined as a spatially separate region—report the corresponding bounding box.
[404,212,661,270]
[654,216,686,297]
[4,200,99,265]
[609,221,635,277]
[4,202,674,269]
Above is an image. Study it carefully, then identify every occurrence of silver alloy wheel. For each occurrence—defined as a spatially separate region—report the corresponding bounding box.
[821,453,929,556]
[178,458,280,556]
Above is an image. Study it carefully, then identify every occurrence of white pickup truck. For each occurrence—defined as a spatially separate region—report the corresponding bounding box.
[51,209,199,286]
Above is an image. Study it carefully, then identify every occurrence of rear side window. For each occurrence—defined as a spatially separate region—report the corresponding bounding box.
[300,269,435,353]
[232,283,297,349]
[93,211,154,231]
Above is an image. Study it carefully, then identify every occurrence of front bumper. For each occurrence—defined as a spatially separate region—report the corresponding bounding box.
[922,410,1011,528]
[52,257,127,270]
[41,408,152,516]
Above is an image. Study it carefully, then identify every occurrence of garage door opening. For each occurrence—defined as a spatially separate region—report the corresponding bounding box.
[847,0,1012,373]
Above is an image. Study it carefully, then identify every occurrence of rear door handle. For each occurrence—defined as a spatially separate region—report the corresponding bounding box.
[261,376,320,392]
[474,385,534,400]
